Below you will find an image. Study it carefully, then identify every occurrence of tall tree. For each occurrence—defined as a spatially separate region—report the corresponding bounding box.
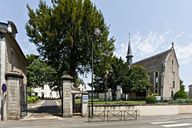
[93,57,129,100]
[126,65,151,96]
[26,54,56,88]
[26,0,115,86]
[109,57,129,100]
[180,80,185,91]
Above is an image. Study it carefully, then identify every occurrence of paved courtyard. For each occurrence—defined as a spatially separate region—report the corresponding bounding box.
[25,100,62,120]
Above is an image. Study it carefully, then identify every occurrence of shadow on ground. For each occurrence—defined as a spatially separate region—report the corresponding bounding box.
[28,100,62,117]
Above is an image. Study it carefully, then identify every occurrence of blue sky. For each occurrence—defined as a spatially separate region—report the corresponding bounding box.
[1,0,192,89]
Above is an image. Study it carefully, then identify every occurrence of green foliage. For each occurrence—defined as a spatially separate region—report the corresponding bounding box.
[93,57,129,100]
[107,57,129,100]
[169,99,192,104]
[26,54,56,87]
[180,80,185,91]
[88,100,145,105]
[146,95,157,104]
[27,96,39,103]
[126,65,151,96]
[74,78,85,88]
[26,0,115,83]
[174,90,188,100]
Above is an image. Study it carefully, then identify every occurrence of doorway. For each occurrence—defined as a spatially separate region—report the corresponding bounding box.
[72,94,82,116]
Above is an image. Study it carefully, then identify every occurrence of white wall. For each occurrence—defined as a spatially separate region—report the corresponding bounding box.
[93,105,192,116]
[32,85,60,99]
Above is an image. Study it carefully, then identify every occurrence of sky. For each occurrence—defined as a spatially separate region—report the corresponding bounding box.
[0,0,192,90]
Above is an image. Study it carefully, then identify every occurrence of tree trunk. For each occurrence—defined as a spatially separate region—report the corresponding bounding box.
[111,88,117,101]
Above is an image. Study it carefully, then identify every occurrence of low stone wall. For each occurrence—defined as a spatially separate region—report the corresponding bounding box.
[92,105,192,116]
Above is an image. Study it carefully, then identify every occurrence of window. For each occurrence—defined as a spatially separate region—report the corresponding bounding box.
[171,91,174,98]
[154,71,159,86]
[172,72,175,88]
[173,81,175,88]
[155,83,158,88]
[155,72,158,77]
[155,71,159,82]
[172,60,174,65]
[155,89,158,94]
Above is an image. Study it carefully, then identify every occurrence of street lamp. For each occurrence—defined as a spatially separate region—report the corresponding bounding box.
[91,28,101,117]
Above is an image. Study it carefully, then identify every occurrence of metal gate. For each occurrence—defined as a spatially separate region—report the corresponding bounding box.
[88,105,137,122]
[73,94,82,116]
[20,84,27,118]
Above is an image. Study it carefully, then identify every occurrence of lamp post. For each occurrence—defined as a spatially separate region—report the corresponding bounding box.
[91,28,101,117]
[104,70,109,102]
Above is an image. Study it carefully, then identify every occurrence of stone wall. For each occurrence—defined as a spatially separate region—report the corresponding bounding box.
[7,77,20,119]
[5,35,27,84]
[163,49,180,100]
[93,105,192,116]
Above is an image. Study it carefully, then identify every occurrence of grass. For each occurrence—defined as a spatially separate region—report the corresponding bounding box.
[89,100,146,105]
[71,98,146,105]
[27,96,39,103]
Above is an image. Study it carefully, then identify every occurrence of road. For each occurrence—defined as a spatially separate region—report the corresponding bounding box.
[1,100,192,128]
[26,100,62,120]
[1,114,192,128]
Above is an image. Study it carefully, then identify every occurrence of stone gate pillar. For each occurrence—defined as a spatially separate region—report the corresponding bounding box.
[82,94,88,117]
[5,72,23,120]
[61,75,73,117]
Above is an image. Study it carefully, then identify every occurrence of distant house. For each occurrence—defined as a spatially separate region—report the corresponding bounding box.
[127,41,180,100]
[32,84,60,99]
[189,85,192,98]
[0,21,28,120]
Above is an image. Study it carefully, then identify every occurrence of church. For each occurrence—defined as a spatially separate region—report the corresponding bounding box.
[126,41,180,100]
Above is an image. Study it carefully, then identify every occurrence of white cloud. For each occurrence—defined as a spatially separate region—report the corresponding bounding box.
[114,30,192,66]
[176,43,192,65]
[114,29,192,86]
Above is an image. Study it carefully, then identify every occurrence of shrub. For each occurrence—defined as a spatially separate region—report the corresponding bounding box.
[169,98,192,104]
[146,95,156,104]
[174,90,187,100]
[27,96,39,103]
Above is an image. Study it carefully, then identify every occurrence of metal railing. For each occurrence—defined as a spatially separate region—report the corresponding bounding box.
[88,106,137,122]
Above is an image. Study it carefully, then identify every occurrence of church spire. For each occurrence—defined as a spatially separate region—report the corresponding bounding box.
[171,42,174,49]
[126,33,133,68]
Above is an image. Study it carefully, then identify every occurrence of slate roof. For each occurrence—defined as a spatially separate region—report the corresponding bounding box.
[133,48,172,68]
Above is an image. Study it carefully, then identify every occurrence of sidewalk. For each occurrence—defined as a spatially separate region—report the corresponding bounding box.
[1,114,192,128]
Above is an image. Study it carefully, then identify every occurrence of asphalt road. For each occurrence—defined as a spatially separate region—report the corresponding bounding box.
[1,115,192,128]
[27,100,61,119]
[1,100,192,128]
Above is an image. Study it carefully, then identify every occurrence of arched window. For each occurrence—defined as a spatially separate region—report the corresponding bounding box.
[154,71,159,88]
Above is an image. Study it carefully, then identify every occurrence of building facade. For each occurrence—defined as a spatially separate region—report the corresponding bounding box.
[0,21,28,120]
[128,42,180,100]
[32,84,60,99]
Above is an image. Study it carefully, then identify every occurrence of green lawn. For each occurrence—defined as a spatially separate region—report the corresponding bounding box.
[74,98,145,105]
[89,100,146,105]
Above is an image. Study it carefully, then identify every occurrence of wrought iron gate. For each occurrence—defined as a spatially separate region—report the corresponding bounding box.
[20,84,27,118]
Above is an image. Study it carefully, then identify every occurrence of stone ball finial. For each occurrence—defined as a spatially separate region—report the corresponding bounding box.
[61,74,73,80]
[172,42,174,48]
